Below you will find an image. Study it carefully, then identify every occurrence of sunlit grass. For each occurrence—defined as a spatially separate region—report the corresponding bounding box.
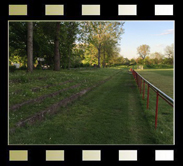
[136,69,173,98]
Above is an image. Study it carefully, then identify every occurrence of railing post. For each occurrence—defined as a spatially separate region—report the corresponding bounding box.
[143,80,145,99]
[155,91,159,129]
[147,84,150,109]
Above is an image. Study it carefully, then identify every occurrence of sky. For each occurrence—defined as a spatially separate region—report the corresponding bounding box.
[119,21,174,59]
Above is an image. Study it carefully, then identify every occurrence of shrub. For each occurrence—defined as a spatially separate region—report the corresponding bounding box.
[143,64,173,69]
[9,66,16,72]
[35,65,42,70]
[83,63,90,67]
[19,66,27,70]
[80,63,83,67]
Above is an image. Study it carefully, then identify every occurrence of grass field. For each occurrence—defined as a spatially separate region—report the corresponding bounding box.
[136,69,173,98]
[9,66,174,144]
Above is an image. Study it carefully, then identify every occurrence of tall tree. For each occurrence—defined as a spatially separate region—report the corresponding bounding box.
[9,22,27,65]
[137,44,150,59]
[27,22,33,72]
[54,22,61,71]
[164,44,174,64]
[85,22,124,68]
[64,22,79,69]
[101,35,118,68]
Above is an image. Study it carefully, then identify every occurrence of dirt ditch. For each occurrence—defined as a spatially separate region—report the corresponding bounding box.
[9,71,121,133]
[9,83,81,111]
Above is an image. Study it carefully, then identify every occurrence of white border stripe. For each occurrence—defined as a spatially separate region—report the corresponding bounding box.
[82,150,101,161]
[82,5,100,15]
[155,5,173,15]
[118,5,137,15]
[155,150,174,161]
[119,150,137,161]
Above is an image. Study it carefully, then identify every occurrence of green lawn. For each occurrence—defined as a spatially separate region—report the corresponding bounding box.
[135,68,174,144]
[9,67,173,144]
[136,69,173,98]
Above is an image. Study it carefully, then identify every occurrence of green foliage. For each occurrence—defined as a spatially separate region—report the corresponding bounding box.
[83,22,125,67]
[35,65,42,70]
[137,44,150,59]
[9,22,126,70]
[83,63,90,67]
[9,22,27,57]
[130,58,136,65]
[19,65,27,70]
[9,66,16,72]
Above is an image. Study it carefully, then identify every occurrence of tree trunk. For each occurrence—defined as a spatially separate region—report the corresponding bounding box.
[54,22,60,71]
[98,47,101,68]
[27,22,33,72]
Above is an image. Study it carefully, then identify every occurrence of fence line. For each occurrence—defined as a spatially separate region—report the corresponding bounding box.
[131,69,174,129]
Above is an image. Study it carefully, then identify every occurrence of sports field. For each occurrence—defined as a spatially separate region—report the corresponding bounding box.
[137,69,173,98]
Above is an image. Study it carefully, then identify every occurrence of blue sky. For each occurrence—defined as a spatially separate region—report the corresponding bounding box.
[119,21,174,59]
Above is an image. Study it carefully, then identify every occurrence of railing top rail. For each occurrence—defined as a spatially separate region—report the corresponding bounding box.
[133,69,174,104]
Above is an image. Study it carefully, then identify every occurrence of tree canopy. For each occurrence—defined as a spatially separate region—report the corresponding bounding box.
[137,44,150,60]
[9,21,126,71]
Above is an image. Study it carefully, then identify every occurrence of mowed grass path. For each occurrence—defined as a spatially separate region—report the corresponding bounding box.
[10,68,157,144]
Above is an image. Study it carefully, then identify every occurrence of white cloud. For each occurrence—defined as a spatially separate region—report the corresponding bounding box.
[155,29,174,36]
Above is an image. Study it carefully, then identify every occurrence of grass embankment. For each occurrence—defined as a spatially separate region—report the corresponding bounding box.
[9,68,119,129]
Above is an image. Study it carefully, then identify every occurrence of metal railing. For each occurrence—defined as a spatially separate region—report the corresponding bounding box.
[131,69,174,129]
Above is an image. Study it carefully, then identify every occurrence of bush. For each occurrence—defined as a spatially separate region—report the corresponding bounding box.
[61,64,69,69]
[143,64,173,69]
[73,63,80,68]
[35,65,42,70]
[80,63,83,67]
[83,63,90,67]
[19,66,27,70]
[145,64,155,68]
[9,66,16,72]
